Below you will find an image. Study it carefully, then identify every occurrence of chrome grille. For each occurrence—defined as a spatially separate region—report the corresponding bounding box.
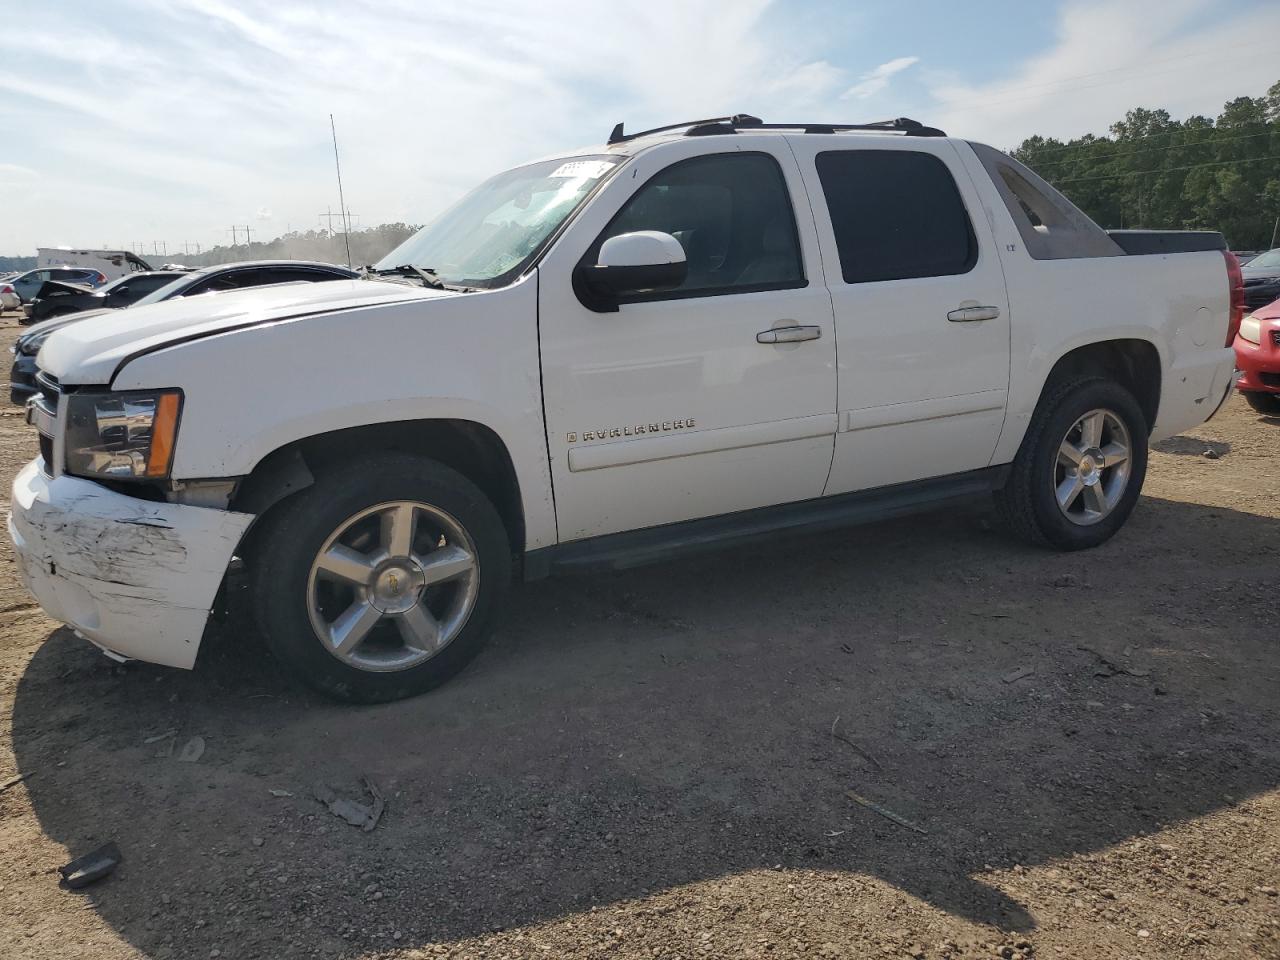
[1272,330,1280,348]
[29,369,60,476]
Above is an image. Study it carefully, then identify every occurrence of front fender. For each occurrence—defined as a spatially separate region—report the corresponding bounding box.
[111,274,558,549]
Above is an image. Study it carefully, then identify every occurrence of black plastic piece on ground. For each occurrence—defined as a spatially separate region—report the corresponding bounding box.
[58,842,122,889]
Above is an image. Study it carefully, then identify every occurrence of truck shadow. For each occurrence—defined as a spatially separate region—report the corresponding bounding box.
[10,495,1280,956]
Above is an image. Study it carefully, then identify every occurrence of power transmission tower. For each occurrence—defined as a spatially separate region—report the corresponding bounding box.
[318,207,359,236]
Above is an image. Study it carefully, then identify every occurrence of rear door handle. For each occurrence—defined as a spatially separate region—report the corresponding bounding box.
[947,305,1001,323]
[757,324,822,344]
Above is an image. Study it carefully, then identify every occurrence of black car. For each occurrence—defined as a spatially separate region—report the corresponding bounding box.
[10,260,360,404]
[1241,248,1280,312]
[23,270,187,325]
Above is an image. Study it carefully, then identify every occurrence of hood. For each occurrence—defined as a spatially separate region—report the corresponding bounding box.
[1252,297,1280,322]
[17,308,114,355]
[1241,262,1280,281]
[38,278,455,385]
[37,279,97,296]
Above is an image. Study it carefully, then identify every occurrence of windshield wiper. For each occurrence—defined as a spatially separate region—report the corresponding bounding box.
[369,264,449,290]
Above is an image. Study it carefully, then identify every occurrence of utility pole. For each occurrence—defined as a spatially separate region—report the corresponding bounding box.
[318,206,358,236]
[229,226,239,247]
[1272,215,1278,249]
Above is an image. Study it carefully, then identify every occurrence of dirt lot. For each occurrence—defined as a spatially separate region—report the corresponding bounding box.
[0,309,1276,960]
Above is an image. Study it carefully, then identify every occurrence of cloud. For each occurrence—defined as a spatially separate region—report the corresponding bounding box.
[928,0,1280,147]
[0,0,854,252]
[842,56,920,101]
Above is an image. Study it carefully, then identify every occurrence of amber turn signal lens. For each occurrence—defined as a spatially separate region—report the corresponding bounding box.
[145,392,182,478]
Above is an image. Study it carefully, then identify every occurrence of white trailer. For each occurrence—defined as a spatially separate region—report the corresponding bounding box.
[35,247,154,281]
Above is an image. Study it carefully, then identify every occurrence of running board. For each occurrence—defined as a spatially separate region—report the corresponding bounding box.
[523,465,1009,580]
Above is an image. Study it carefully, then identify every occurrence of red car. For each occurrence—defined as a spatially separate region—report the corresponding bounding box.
[1234,296,1280,415]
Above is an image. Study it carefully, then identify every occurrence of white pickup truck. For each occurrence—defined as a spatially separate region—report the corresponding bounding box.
[9,115,1242,702]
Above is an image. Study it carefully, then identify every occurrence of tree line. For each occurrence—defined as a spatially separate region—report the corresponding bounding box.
[1013,81,1280,250]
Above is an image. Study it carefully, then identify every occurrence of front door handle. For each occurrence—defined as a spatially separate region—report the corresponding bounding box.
[757,324,822,344]
[947,304,1001,323]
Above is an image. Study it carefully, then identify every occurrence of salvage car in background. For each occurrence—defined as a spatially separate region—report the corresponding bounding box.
[10,260,359,403]
[0,278,20,312]
[24,270,187,324]
[1234,296,1280,415]
[1242,247,1280,311]
[7,266,107,306]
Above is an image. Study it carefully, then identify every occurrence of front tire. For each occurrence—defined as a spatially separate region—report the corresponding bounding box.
[998,377,1148,550]
[1243,391,1280,416]
[248,455,511,703]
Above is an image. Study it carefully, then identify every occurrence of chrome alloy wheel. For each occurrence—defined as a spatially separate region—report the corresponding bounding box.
[1054,408,1132,526]
[306,501,480,672]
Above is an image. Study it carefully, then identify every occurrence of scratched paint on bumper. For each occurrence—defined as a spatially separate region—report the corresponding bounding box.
[7,459,253,669]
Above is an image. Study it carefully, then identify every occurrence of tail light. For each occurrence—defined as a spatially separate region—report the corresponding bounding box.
[1224,251,1245,346]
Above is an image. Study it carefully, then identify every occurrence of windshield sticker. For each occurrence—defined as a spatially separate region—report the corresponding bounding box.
[549,160,614,180]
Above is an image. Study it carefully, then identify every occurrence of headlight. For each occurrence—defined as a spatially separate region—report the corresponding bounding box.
[1238,315,1260,344]
[18,330,50,356]
[64,390,182,480]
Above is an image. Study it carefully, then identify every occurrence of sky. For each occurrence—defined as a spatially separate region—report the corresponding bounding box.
[2,0,1278,256]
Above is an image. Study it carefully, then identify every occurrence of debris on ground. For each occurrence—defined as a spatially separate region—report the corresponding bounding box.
[57,842,122,889]
[1002,665,1035,684]
[176,736,206,763]
[846,790,928,835]
[268,789,294,798]
[313,777,385,832]
[830,715,882,768]
[1077,645,1151,678]
[142,729,177,744]
[0,772,31,794]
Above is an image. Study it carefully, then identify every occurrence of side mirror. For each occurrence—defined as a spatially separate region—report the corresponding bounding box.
[576,231,688,311]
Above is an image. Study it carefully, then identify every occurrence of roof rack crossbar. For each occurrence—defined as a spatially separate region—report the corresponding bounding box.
[608,116,738,145]
[606,115,945,145]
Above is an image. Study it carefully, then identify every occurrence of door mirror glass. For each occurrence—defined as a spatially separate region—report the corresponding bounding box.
[580,231,688,300]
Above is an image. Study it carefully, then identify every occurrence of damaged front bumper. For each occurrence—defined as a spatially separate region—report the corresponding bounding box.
[7,459,253,669]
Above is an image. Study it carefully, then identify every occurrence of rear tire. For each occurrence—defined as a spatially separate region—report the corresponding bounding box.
[997,377,1148,550]
[247,454,511,703]
[1243,391,1280,416]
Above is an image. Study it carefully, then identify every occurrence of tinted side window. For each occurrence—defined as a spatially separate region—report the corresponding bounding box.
[188,270,260,295]
[129,274,179,294]
[597,152,804,298]
[256,268,343,284]
[816,150,977,284]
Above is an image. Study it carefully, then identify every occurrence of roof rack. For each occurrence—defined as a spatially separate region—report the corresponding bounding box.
[606,114,945,145]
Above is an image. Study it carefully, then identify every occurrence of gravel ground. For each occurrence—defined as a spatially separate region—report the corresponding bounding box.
[0,308,1277,960]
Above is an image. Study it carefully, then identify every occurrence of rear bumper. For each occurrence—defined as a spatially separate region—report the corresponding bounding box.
[7,459,253,669]
[1234,331,1280,394]
[1151,347,1237,440]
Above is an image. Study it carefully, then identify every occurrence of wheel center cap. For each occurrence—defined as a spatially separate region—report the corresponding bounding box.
[369,559,427,614]
[1079,449,1104,482]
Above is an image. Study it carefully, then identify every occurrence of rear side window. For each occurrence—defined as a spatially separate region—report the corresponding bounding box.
[816,150,977,284]
[189,270,261,295]
[129,274,180,294]
[595,152,804,299]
